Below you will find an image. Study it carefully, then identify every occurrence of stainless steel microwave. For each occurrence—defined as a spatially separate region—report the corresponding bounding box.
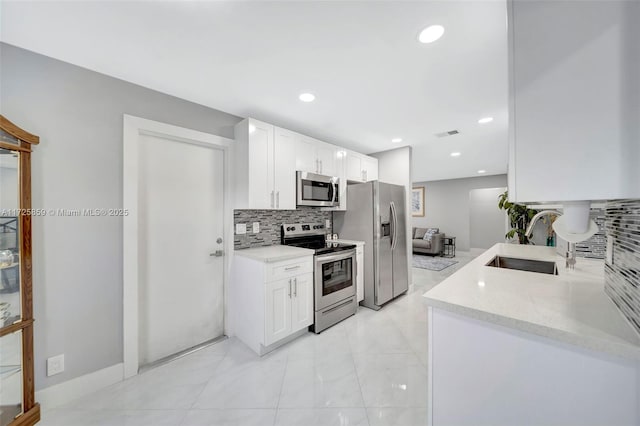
[296,171,340,207]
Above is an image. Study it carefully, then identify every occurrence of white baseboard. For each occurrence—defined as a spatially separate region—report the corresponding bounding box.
[36,363,124,410]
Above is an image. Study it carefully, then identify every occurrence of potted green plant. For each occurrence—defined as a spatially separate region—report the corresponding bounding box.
[497,190,538,245]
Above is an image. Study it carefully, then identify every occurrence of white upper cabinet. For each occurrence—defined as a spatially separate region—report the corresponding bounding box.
[233,118,296,209]
[295,134,318,173]
[322,149,348,211]
[346,152,363,182]
[362,157,378,182]
[295,135,337,176]
[234,117,380,209]
[508,0,640,202]
[273,127,297,209]
[346,150,378,182]
[316,143,337,176]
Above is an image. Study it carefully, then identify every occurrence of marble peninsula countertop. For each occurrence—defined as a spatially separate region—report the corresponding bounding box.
[234,245,314,263]
[424,243,640,361]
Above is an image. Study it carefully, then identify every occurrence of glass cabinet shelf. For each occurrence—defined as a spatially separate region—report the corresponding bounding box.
[0,331,24,426]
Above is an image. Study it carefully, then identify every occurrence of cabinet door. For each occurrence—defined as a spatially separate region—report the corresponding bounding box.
[273,127,297,209]
[508,0,640,202]
[356,252,364,303]
[333,150,347,210]
[316,143,337,176]
[295,135,318,173]
[346,152,364,182]
[362,157,378,182]
[291,273,314,332]
[265,278,293,346]
[248,119,275,208]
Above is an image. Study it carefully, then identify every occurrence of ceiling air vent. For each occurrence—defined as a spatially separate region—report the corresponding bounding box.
[435,130,460,138]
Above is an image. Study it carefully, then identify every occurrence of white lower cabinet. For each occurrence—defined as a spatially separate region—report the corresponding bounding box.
[291,273,314,332]
[265,278,293,346]
[231,253,314,355]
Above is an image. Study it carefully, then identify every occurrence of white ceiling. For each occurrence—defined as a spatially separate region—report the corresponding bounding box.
[0,0,509,182]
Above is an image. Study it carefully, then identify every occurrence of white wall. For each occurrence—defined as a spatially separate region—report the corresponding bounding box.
[371,146,412,284]
[412,175,507,251]
[469,187,507,250]
[0,44,241,391]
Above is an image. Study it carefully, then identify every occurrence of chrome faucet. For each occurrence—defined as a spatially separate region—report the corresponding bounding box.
[525,210,576,269]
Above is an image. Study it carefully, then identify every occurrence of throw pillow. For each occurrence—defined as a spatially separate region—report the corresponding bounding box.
[423,228,439,242]
[414,228,427,239]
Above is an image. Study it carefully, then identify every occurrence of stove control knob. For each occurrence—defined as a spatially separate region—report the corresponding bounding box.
[291,226,296,231]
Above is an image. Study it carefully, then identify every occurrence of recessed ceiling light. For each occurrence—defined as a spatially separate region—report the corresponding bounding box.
[391,138,402,143]
[299,93,315,102]
[450,152,461,157]
[478,169,486,174]
[478,117,493,124]
[418,25,445,44]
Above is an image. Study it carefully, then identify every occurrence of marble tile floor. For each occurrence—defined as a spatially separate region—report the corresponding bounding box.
[40,252,477,426]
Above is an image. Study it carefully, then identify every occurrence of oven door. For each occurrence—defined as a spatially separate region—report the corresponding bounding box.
[297,171,339,207]
[314,249,356,310]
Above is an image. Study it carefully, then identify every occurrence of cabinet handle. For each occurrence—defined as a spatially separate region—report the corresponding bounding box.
[294,277,297,297]
[276,191,280,208]
[320,160,323,174]
[288,279,292,298]
[364,170,367,181]
[284,265,300,271]
[270,190,274,208]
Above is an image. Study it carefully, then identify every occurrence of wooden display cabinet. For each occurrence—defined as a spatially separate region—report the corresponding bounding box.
[0,116,40,425]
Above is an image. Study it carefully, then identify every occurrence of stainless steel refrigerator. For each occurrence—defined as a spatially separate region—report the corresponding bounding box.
[333,181,409,310]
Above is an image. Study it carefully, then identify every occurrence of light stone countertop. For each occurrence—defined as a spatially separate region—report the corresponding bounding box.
[234,245,314,263]
[424,243,640,361]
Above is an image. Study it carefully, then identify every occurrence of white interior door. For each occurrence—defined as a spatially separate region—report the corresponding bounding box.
[138,133,225,365]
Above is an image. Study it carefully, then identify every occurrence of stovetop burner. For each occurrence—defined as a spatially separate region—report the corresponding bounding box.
[287,240,356,255]
[281,222,356,255]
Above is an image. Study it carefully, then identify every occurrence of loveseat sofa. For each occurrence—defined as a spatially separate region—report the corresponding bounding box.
[412,227,444,256]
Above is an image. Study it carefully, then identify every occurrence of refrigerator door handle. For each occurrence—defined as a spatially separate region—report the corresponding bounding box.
[390,201,398,250]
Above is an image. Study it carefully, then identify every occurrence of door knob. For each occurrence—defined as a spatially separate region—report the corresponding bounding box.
[210,250,224,257]
[216,237,223,244]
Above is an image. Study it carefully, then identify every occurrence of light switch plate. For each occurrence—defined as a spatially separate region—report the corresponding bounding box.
[47,354,65,377]
[325,219,331,228]
[252,222,260,233]
[235,223,246,235]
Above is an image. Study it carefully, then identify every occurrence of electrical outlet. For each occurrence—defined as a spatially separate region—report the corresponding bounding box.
[47,354,65,377]
[235,223,246,235]
[252,222,260,233]
[325,219,331,229]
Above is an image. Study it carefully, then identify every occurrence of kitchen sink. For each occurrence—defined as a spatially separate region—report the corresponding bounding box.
[486,255,558,275]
